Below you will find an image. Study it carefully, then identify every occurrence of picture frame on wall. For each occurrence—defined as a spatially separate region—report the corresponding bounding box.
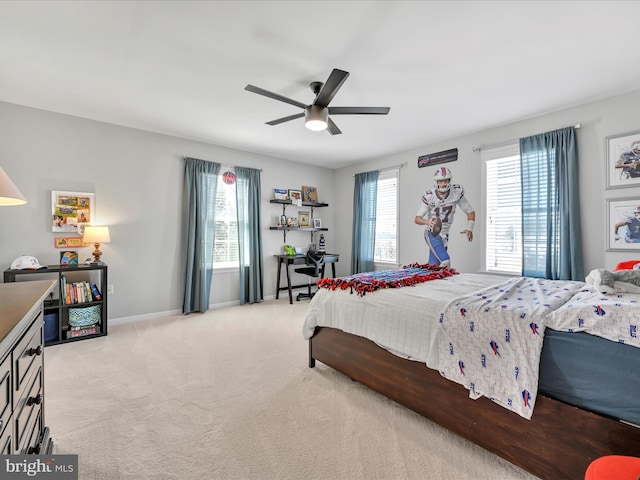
[51,190,95,233]
[605,130,640,189]
[607,197,640,251]
[417,148,458,168]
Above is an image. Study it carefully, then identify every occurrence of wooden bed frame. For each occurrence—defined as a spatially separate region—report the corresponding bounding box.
[309,326,640,480]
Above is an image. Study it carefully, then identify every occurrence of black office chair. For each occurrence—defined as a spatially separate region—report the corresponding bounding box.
[295,250,325,301]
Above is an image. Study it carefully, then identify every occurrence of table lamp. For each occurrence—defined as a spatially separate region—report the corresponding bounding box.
[0,166,26,206]
[83,226,111,265]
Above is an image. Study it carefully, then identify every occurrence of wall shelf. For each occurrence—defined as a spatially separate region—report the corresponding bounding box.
[269,199,328,243]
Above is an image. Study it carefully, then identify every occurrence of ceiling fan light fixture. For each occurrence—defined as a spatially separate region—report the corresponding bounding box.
[304,105,328,131]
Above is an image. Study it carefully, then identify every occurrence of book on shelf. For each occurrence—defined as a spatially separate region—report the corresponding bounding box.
[90,283,102,301]
[60,280,100,304]
[60,275,67,304]
[67,325,98,339]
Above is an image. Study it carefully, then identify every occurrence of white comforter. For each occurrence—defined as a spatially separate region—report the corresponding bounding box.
[303,273,508,369]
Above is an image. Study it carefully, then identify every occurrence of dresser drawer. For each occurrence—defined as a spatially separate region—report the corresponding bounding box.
[0,414,11,454]
[14,365,42,454]
[0,353,10,437]
[24,408,43,454]
[13,312,43,397]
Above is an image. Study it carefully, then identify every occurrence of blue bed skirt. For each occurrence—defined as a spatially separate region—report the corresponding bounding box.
[539,329,640,426]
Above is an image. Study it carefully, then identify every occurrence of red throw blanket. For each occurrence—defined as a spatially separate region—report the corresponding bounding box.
[317,263,458,296]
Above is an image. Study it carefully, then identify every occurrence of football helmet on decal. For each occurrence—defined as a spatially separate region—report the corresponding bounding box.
[634,206,640,218]
[632,141,640,154]
[434,167,452,193]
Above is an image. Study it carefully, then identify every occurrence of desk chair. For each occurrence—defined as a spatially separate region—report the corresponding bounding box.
[294,251,325,301]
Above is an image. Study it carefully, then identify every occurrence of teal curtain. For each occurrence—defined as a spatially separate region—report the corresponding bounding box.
[235,166,264,304]
[351,170,379,274]
[182,157,220,313]
[520,126,583,280]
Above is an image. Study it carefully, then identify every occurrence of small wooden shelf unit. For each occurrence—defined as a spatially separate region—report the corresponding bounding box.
[4,264,108,346]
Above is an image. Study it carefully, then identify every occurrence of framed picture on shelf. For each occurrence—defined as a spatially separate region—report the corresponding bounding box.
[298,210,310,227]
[59,251,79,265]
[606,130,640,189]
[52,190,95,233]
[302,186,318,203]
[607,197,640,250]
[313,218,322,228]
[288,189,302,206]
[273,188,288,200]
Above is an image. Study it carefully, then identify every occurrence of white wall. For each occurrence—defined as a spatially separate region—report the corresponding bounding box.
[3,88,639,320]
[0,101,334,319]
[335,88,640,277]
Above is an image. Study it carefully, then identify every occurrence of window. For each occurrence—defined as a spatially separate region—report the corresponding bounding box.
[374,169,399,264]
[483,144,521,274]
[213,169,239,268]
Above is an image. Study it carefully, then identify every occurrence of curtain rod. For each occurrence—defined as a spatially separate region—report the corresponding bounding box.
[472,123,581,152]
[181,156,263,172]
[353,161,407,177]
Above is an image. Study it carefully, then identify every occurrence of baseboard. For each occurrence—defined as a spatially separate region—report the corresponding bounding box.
[109,294,279,326]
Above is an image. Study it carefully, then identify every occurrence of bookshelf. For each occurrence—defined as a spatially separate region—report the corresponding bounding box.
[4,264,107,345]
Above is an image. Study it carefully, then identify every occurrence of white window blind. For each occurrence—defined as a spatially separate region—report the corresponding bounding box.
[213,169,239,268]
[374,169,398,264]
[483,144,521,274]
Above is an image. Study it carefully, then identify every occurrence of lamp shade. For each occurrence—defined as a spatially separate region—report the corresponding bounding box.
[0,166,26,206]
[83,226,111,244]
[304,105,328,131]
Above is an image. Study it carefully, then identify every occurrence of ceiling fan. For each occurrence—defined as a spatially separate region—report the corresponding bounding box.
[244,68,390,135]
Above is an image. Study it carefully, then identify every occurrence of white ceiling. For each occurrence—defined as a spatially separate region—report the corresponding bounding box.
[1,1,640,169]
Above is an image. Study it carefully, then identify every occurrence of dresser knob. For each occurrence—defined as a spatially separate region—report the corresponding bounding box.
[27,394,42,406]
[28,346,42,356]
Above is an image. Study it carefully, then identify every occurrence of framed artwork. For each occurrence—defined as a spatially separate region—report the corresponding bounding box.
[418,148,458,168]
[313,218,322,228]
[288,189,302,206]
[298,210,310,227]
[273,188,288,200]
[605,130,640,189]
[54,237,87,248]
[607,197,640,251]
[59,251,79,265]
[302,186,318,203]
[52,191,95,233]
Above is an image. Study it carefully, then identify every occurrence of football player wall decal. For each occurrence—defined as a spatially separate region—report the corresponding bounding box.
[414,167,475,267]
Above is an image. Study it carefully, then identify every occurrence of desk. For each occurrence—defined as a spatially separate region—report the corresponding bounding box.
[275,253,339,304]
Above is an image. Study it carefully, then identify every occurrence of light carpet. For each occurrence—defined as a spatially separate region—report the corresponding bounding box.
[44,300,540,480]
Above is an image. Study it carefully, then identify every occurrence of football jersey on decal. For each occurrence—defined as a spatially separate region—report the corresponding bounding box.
[416,184,473,236]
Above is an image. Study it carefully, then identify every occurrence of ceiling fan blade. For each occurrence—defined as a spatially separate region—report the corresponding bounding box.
[326,118,342,135]
[314,69,349,108]
[329,106,390,115]
[245,85,307,109]
[266,112,305,126]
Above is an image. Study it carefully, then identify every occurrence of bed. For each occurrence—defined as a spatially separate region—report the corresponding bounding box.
[303,268,640,480]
